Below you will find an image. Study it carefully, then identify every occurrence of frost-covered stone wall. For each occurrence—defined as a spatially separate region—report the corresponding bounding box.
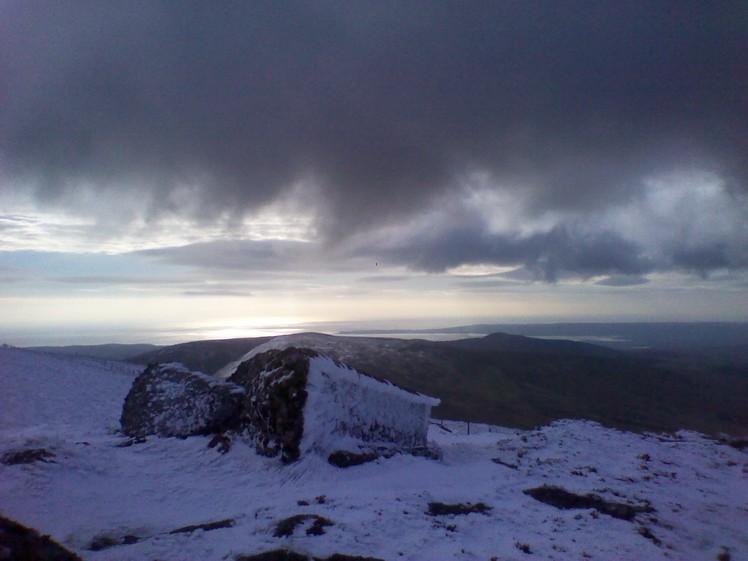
[228,347,440,462]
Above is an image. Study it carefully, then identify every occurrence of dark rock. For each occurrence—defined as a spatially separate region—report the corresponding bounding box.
[491,457,518,469]
[326,553,382,561]
[229,348,315,462]
[273,514,333,538]
[427,502,492,516]
[636,525,662,546]
[88,533,141,551]
[115,437,146,447]
[523,485,654,521]
[236,551,311,561]
[122,534,140,545]
[88,535,122,551]
[2,448,55,465]
[120,362,244,438]
[326,446,441,467]
[235,551,385,561]
[0,514,83,560]
[208,433,232,453]
[169,518,235,534]
[327,450,385,468]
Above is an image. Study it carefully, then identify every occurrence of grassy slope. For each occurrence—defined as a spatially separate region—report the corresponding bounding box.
[298,339,748,436]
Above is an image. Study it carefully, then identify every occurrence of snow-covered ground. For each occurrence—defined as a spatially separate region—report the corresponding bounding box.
[1,346,746,560]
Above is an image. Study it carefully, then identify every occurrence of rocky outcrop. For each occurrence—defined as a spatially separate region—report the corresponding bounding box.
[120,363,244,438]
[119,348,440,463]
[229,347,440,463]
[230,348,314,462]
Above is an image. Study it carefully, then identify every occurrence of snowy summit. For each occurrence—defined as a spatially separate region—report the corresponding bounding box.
[0,346,746,561]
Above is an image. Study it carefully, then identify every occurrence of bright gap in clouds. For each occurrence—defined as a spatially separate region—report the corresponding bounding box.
[2,272,747,347]
[2,169,748,347]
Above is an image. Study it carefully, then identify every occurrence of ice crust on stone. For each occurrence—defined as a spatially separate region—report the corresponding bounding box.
[301,354,438,455]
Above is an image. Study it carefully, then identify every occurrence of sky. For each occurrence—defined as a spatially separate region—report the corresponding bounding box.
[1,1,747,345]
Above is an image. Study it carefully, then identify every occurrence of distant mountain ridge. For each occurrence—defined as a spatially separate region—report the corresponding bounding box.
[23,328,748,436]
[444,331,621,357]
[341,322,748,350]
[142,331,748,437]
[26,343,160,361]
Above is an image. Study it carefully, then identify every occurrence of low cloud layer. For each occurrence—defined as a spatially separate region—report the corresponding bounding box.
[2,1,747,281]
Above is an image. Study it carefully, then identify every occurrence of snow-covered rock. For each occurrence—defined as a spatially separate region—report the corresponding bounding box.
[120,363,245,438]
[229,347,440,462]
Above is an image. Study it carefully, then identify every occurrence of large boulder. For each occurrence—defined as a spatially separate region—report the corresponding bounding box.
[121,363,244,438]
[229,347,440,463]
[230,348,313,462]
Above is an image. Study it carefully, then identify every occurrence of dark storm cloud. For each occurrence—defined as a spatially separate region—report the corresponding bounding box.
[369,223,653,281]
[2,1,746,274]
[595,275,650,287]
[670,244,733,277]
[139,239,311,271]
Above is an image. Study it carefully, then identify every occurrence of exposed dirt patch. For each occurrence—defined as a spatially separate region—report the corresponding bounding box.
[170,518,235,534]
[523,485,654,521]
